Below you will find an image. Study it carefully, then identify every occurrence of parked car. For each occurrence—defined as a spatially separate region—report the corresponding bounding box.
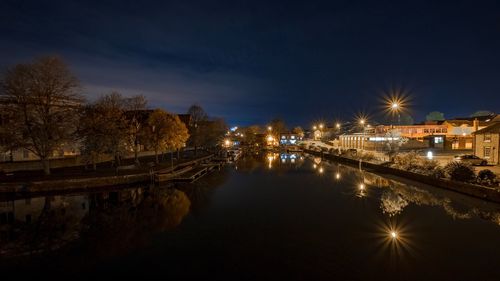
[453,154,488,166]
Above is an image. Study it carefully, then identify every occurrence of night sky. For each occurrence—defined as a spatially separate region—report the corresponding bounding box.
[1,0,500,126]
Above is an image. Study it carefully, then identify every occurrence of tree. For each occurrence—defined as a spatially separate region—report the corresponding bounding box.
[399,113,414,125]
[470,110,494,117]
[145,109,189,164]
[241,125,261,145]
[269,118,287,134]
[124,95,148,165]
[292,126,305,138]
[0,56,83,175]
[426,111,445,121]
[77,92,129,169]
[200,117,227,149]
[187,104,208,155]
[384,129,408,162]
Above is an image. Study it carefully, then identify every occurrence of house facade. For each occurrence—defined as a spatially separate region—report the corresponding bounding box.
[473,123,500,165]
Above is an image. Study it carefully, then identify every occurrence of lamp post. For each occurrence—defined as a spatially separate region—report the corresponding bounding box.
[359,119,366,150]
[391,102,401,125]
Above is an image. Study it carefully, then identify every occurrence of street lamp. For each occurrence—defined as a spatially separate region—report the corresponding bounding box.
[359,119,366,150]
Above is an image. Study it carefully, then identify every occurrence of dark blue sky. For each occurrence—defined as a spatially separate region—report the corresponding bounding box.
[1,0,500,126]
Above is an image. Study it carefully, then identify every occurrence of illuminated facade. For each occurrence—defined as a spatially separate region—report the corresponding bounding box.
[473,123,500,165]
[279,133,303,146]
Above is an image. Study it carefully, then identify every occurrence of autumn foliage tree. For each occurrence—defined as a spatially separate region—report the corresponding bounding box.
[145,109,189,164]
[0,56,84,175]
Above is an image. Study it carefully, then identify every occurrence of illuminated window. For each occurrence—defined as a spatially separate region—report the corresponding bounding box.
[434,137,443,144]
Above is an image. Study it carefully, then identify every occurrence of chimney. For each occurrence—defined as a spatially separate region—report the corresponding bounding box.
[473,118,479,132]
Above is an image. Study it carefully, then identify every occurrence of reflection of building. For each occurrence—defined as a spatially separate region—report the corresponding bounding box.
[279,133,303,146]
[473,123,500,165]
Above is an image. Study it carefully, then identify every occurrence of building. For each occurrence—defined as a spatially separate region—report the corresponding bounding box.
[339,133,429,151]
[279,133,303,146]
[372,114,500,151]
[473,123,500,165]
[442,114,499,150]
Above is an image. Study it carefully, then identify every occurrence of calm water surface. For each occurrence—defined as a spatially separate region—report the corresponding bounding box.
[2,153,500,280]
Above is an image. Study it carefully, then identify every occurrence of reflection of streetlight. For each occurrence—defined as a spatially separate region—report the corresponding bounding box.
[319,167,324,173]
[335,172,341,180]
[224,139,231,147]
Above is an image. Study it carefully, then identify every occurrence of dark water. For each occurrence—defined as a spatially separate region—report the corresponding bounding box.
[2,152,500,280]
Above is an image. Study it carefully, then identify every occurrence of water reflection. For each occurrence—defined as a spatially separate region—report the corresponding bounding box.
[374,218,415,260]
[0,186,191,259]
[304,154,500,227]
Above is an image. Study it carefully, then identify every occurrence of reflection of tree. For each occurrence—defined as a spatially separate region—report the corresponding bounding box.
[0,187,192,259]
[344,164,500,225]
[0,197,84,258]
[176,167,230,216]
[237,153,262,173]
[81,188,190,258]
[380,190,408,217]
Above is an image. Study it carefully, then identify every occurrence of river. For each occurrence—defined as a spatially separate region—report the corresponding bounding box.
[1,152,500,280]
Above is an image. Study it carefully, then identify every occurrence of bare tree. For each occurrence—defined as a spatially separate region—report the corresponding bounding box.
[78,92,129,169]
[124,95,148,165]
[0,56,83,175]
[187,104,208,155]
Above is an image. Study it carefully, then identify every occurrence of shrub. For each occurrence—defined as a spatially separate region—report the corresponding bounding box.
[392,151,420,170]
[359,151,377,162]
[477,169,498,187]
[478,169,497,181]
[444,162,475,182]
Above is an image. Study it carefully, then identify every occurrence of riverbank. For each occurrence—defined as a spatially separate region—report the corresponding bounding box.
[0,153,220,195]
[305,149,500,203]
